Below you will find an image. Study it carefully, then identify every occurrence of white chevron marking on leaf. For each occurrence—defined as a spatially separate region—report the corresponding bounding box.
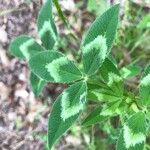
[123,125,145,149]
[61,92,86,121]
[39,20,57,41]
[19,39,34,59]
[45,57,69,82]
[45,57,67,81]
[82,35,107,74]
[83,35,107,58]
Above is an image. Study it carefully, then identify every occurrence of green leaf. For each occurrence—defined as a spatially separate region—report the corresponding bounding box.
[87,90,118,101]
[140,64,150,107]
[87,87,121,101]
[99,59,124,97]
[29,51,82,83]
[107,72,124,97]
[82,4,119,52]
[48,81,87,149]
[61,81,87,120]
[81,4,120,75]
[108,54,117,65]
[9,35,46,96]
[38,0,57,50]
[82,35,107,75]
[9,35,45,60]
[87,80,122,101]
[117,112,146,150]
[100,58,120,82]
[86,60,123,101]
[53,0,68,26]
[30,72,46,96]
[82,105,107,127]
[100,100,122,116]
[120,64,141,79]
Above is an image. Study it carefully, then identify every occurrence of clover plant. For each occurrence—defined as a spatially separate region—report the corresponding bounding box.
[9,0,150,149]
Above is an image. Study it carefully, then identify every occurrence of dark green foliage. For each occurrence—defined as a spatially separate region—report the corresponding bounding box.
[82,105,107,127]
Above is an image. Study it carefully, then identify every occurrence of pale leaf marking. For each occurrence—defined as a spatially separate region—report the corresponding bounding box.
[19,39,34,59]
[61,92,86,121]
[39,20,57,41]
[123,125,145,149]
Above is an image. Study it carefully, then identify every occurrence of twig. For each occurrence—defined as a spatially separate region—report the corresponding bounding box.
[0,7,26,17]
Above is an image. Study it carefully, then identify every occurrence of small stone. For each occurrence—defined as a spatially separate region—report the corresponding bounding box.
[0,27,8,43]
[65,135,81,146]
[60,0,76,12]
[15,89,29,99]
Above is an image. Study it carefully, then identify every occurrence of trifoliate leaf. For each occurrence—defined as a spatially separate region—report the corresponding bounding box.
[38,0,57,50]
[30,72,46,96]
[48,81,87,149]
[82,105,108,127]
[139,64,150,106]
[117,112,146,150]
[82,4,119,52]
[29,51,82,83]
[82,35,107,75]
[120,64,141,79]
[9,35,45,60]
